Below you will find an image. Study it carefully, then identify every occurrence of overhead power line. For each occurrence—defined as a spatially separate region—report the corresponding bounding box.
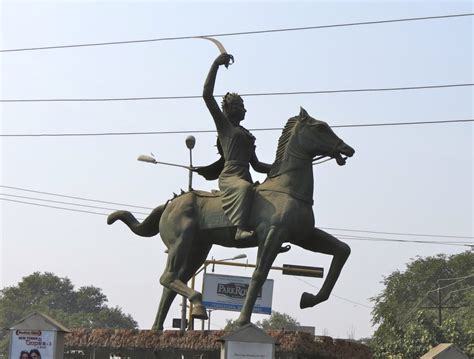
[0,184,153,209]
[322,226,474,240]
[1,118,473,138]
[1,185,472,246]
[1,83,472,103]
[0,197,110,217]
[1,13,472,53]
[293,276,373,309]
[335,234,472,247]
[0,192,150,215]
[2,184,473,240]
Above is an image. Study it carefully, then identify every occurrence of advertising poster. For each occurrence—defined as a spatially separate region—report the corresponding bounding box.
[10,330,55,359]
[202,273,273,314]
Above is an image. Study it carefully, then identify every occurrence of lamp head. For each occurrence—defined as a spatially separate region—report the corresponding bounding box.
[185,136,196,150]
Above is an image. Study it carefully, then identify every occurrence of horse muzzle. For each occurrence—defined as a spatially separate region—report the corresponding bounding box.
[335,143,355,166]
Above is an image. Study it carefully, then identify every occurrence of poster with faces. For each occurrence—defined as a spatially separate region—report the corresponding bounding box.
[10,330,54,359]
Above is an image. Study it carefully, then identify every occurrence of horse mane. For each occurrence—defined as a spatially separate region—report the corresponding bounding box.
[268,116,299,177]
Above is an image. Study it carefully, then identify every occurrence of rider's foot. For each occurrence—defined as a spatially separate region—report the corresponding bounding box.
[235,228,254,241]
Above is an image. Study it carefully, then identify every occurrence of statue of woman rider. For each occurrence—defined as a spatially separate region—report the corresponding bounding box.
[196,53,272,241]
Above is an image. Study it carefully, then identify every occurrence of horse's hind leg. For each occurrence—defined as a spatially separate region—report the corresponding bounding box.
[153,287,177,330]
[158,219,211,325]
[297,227,350,308]
[152,241,210,330]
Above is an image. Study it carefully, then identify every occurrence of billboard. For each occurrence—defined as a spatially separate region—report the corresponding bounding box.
[202,273,273,314]
[10,329,55,359]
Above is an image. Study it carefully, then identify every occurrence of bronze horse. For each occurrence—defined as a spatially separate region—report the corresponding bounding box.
[108,108,355,329]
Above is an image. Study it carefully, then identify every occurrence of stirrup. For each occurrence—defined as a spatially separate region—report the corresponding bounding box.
[235,228,254,240]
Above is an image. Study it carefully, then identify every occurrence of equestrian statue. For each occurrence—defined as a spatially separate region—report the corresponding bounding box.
[107,53,355,330]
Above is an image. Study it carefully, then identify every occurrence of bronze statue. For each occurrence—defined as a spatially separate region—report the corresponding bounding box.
[198,53,272,241]
[108,93,355,329]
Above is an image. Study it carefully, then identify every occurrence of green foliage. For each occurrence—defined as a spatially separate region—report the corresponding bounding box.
[224,311,300,331]
[256,311,300,330]
[370,251,473,358]
[224,318,241,331]
[0,272,138,355]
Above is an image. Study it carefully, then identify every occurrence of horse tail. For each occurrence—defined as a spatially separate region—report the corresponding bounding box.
[107,202,168,237]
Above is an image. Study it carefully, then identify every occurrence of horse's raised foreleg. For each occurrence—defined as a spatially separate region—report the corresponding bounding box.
[236,226,285,326]
[297,227,350,308]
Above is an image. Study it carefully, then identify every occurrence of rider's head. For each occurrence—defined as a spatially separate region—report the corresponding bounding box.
[222,92,246,124]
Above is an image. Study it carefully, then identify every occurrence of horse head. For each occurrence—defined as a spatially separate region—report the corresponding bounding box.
[293,107,355,165]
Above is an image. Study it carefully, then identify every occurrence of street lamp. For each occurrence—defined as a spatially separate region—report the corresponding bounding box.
[188,253,247,330]
[137,136,197,333]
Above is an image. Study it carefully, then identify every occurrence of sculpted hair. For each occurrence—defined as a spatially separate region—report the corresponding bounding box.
[221,92,243,114]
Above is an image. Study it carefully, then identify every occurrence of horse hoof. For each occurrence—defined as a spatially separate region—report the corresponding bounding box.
[235,319,249,328]
[300,292,315,309]
[192,305,208,320]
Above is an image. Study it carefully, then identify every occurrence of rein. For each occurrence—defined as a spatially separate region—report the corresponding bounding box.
[312,139,346,166]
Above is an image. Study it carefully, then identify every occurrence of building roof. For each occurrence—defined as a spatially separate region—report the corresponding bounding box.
[420,343,469,359]
[10,312,70,332]
[220,323,275,344]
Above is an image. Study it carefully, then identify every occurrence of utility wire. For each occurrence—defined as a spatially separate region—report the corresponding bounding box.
[438,273,474,291]
[1,13,472,53]
[293,276,373,309]
[0,192,150,215]
[437,274,474,284]
[340,238,471,248]
[335,234,472,247]
[2,197,469,247]
[2,118,473,138]
[403,273,474,320]
[2,184,472,242]
[0,184,153,209]
[0,197,109,216]
[322,226,473,240]
[1,83,472,103]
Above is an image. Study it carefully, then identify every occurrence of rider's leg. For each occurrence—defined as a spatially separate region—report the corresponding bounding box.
[220,178,255,240]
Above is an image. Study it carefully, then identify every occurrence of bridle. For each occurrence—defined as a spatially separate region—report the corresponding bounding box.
[312,139,347,166]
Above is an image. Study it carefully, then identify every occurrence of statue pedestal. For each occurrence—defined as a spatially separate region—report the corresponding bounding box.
[219,323,275,359]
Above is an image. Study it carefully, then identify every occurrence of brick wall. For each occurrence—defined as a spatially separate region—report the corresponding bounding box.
[64,329,372,358]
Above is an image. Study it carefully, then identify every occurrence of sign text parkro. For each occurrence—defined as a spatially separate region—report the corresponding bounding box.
[203,273,273,314]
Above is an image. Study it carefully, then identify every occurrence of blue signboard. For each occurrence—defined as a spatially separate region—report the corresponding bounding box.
[202,273,274,314]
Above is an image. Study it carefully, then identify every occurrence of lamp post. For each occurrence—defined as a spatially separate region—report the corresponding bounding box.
[181,136,196,332]
[188,253,247,330]
[137,135,196,333]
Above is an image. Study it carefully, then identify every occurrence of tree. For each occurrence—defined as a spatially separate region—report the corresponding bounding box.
[224,311,300,331]
[0,272,138,354]
[370,251,473,358]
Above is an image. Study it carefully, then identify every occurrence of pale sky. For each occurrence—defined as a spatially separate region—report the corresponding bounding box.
[1,1,472,339]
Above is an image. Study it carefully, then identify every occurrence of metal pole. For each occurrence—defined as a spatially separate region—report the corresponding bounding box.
[204,260,324,277]
[208,310,212,330]
[437,286,442,326]
[180,136,195,333]
[201,265,207,330]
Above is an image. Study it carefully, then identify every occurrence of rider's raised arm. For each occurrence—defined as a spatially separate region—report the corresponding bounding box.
[250,150,272,174]
[203,54,233,131]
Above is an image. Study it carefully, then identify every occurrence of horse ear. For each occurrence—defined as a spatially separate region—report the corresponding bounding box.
[299,107,309,120]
